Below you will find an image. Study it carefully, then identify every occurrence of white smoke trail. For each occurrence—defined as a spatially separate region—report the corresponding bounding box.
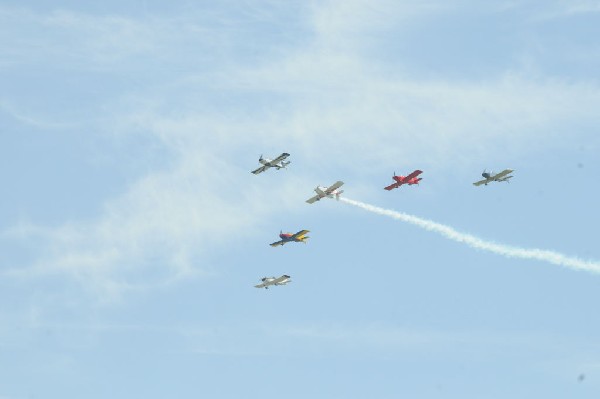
[340,197,600,274]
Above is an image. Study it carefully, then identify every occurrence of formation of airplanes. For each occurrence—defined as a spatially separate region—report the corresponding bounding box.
[251,151,514,289]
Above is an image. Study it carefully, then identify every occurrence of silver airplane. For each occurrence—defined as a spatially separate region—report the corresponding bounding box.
[254,275,291,289]
[306,181,344,204]
[251,153,290,175]
[473,169,514,186]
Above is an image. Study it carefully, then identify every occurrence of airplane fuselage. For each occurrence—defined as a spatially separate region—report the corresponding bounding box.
[385,170,423,190]
[306,180,344,204]
[393,175,422,185]
[259,158,290,169]
[278,233,308,243]
[256,275,291,289]
[270,229,309,247]
[265,279,290,287]
[314,186,343,200]
[481,171,513,185]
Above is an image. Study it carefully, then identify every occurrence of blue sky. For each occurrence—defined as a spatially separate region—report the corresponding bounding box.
[1,1,600,398]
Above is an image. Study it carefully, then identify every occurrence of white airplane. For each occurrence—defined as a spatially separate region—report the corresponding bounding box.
[254,275,291,289]
[473,169,514,186]
[251,153,291,175]
[306,180,344,204]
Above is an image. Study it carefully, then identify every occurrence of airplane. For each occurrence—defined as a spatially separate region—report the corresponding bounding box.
[473,169,514,186]
[305,181,344,204]
[254,274,291,289]
[251,153,290,175]
[270,229,310,247]
[384,170,423,191]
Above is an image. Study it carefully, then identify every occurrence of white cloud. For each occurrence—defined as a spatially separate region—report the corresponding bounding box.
[0,5,234,71]
[226,59,600,171]
[308,0,449,52]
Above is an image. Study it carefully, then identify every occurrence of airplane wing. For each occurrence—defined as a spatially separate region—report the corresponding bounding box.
[472,178,490,186]
[492,169,513,180]
[290,230,309,240]
[404,170,423,181]
[251,165,270,175]
[325,181,344,194]
[271,153,290,164]
[306,195,321,204]
[270,240,286,247]
[384,182,401,191]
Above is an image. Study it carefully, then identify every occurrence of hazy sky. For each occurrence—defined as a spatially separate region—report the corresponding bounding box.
[1,1,600,398]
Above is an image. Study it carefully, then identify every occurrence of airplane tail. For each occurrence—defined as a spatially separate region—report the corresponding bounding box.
[335,190,344,200]
[276,161,290,170]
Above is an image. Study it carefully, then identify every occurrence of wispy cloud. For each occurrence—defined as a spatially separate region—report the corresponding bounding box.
[2,151,313,300]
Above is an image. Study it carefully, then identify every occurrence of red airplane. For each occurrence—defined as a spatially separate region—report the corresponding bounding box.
[384,170,423,191]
